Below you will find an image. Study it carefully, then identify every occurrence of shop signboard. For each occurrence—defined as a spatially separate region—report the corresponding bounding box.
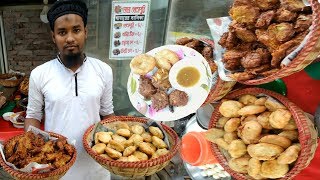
[109,0,150,60]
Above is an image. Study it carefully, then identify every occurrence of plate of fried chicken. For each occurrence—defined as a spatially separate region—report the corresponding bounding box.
[127,45,212,121]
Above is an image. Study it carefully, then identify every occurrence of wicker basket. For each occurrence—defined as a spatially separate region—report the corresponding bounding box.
[0,73,24,87]
[208,88,318,180]
[83,116,181,178]
[0,132,77,180]
[237,0,320,85]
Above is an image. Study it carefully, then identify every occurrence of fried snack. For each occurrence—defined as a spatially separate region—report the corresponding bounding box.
[259,135,292,149]
[151,90,169,111]
[149,126,164,139]
[255,0,279,10]
[105,146,122,159]
[129,134,144,146]
[130,54,156,75]
[256,10,276,28]
[275,7,298,22]
[278,130,299,141]
[254,97,267,106]
[283,119,297,130]
[238,105,267,116]
[148,143,157,152]
[151,153,160,159]
[229,71,256,81]
[239,94,258,105]
[247,143,284,160]
[224,118,241,133]
[232,23,257,42]
[241,115,257,125]
[255,29,281,52]
[213,138,230,150]
[268,23,295,42]
[216,117,229,128]
[155,148,169,156]
[260,160,289,179]
[116,122,130,130]
[141,132,152,143]
[131,124,145,135]
[257,111,273,129]
[133,151,149,161]
[224,132,238,144]
[176,37,193,45]
[117,157,129,162]
[264,97,286,111]
[122,139,134,148]
[151,69,171,90]
[219,100,244,118]
[139,76,156,99]
[228,157,250,173]
[92,143,107,155]
[228,140,247,158]
[248,158,262,178]
[109,139,125,152]
[116,128,131,138]
[280,0,311,12]
[295,14,312,33]
[100,154,113,160]
[241,51,265,69]
[123,146,137,157]
[138,142,155,155]
[154,49,179,70]
[277,144,301,164]
[95,132,112,144]
[112,134,126,143]
[269,109,292,129]
[152,136,167,149]
[229,5,260,25]
[204,128,225,142]
[239,121,262,144]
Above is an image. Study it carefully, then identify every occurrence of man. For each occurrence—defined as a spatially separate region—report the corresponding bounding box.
[25,0,114,179]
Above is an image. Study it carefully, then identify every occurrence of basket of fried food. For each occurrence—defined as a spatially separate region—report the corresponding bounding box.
[83,116,180,178]
[0,131,77,180]
[0,73,24,87]
[206,87,318,179]
[176,37,236,104]
[218,0,320,85]
[19,76,29,96]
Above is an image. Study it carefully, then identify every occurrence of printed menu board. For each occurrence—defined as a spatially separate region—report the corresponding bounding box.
[109,0,150,60]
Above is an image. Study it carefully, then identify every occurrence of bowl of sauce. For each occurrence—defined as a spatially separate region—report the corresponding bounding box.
[169,58,206,92]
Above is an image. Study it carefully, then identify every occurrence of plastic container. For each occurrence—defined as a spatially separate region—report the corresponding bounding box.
[180,131,217,166]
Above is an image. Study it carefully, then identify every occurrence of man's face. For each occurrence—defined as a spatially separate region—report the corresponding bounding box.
[51,14,87,57]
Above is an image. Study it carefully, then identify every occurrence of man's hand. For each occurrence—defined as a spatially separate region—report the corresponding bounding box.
[24,118,41,131]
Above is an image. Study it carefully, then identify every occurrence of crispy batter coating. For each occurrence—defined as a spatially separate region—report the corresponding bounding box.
[256,10,276,28]
[229,5,260,25]
[275,7,298,22]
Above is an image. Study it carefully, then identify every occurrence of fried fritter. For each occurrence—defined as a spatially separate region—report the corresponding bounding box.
[232,23,257,42]
[139,76,156,99]
[151,69,171,90]
[241,51,263,69]
[294,14,312,33]
[268,23,295,42]
[229,5,260,25]
[275,7,298,22]
[281,0,311,12]
[256,10,276,28]
[256,29,281,52]
[53,154,72,169]
[254,0,279,10]
[229,71,256,81]
[151,90,169,111]
[175,37,193,45]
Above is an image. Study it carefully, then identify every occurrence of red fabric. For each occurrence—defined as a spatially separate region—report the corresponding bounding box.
[282,70,320,179]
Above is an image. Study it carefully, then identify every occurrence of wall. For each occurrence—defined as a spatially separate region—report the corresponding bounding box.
[2,6,56,75]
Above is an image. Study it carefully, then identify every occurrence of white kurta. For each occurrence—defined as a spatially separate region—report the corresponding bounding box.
[26,56,113,180]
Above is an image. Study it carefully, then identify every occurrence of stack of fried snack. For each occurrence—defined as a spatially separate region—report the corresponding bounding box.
[205,94,300,179]
[4,131,75,169]
[176,37,217,73]
[91,122,169,162]
[219,0,312,81]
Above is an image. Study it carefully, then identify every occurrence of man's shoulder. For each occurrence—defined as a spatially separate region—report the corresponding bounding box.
[30,59,57,77]
[86,57,112,73]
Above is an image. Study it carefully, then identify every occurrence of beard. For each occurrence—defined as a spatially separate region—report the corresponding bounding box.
[62,52,83,69]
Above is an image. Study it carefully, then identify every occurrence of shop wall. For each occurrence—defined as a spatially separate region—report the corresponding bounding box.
[2,6,56,75]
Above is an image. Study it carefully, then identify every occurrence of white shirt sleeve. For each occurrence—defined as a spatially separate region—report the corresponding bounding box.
[26,71,44,121]
[99,67,114,116]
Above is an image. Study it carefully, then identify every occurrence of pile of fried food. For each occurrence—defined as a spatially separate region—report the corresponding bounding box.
[219,0,312,81]
[130,49,189,112]
[4,131,75,169]
[205,94,300,179]
[91,122,169,162]
[176,37,217,73]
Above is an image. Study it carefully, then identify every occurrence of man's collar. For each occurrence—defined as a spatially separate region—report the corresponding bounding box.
[56,53,87,65]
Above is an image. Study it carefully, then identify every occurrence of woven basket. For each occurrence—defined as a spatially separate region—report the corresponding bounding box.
[208,87,318,180]
[83,116,181,178]
[0,132,77,180]
[237,0,320,85]
[0,74,24,87]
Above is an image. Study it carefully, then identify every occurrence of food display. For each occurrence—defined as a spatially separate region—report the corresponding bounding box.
[91,121,169,161]
[205,93,301,179]
[19,76,29,95]
[127,45,212,121]
[3,131,75,170]
[219,0,312,81]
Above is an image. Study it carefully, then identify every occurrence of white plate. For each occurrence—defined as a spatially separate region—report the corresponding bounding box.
[127,45,212,121]
[2,112,14,121]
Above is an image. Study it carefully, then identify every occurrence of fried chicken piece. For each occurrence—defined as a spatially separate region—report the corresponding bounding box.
[241,51,263,69]
[151,91,169,111]
[271,30,308,67]
[256,29,281,52]
[275,7,298,22]
[185,40,201,49]
[256,10,276,28]
[151,69,171,90]
[294,14,312,33]
[176,37,193,45]
[268,23,295,42]
[259,68,280,77]
[41,141,55,153]
[229,5,260,25]
[229,72,256,81]
[254,0,279,10]
[281,0,311,12]
[139,76,156,99]
[53,154,72,169]
[169,90,189,107]
[246,64,271,74]
[232,23,257,42]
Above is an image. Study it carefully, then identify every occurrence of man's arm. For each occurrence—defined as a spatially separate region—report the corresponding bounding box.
[24,118,41,131]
